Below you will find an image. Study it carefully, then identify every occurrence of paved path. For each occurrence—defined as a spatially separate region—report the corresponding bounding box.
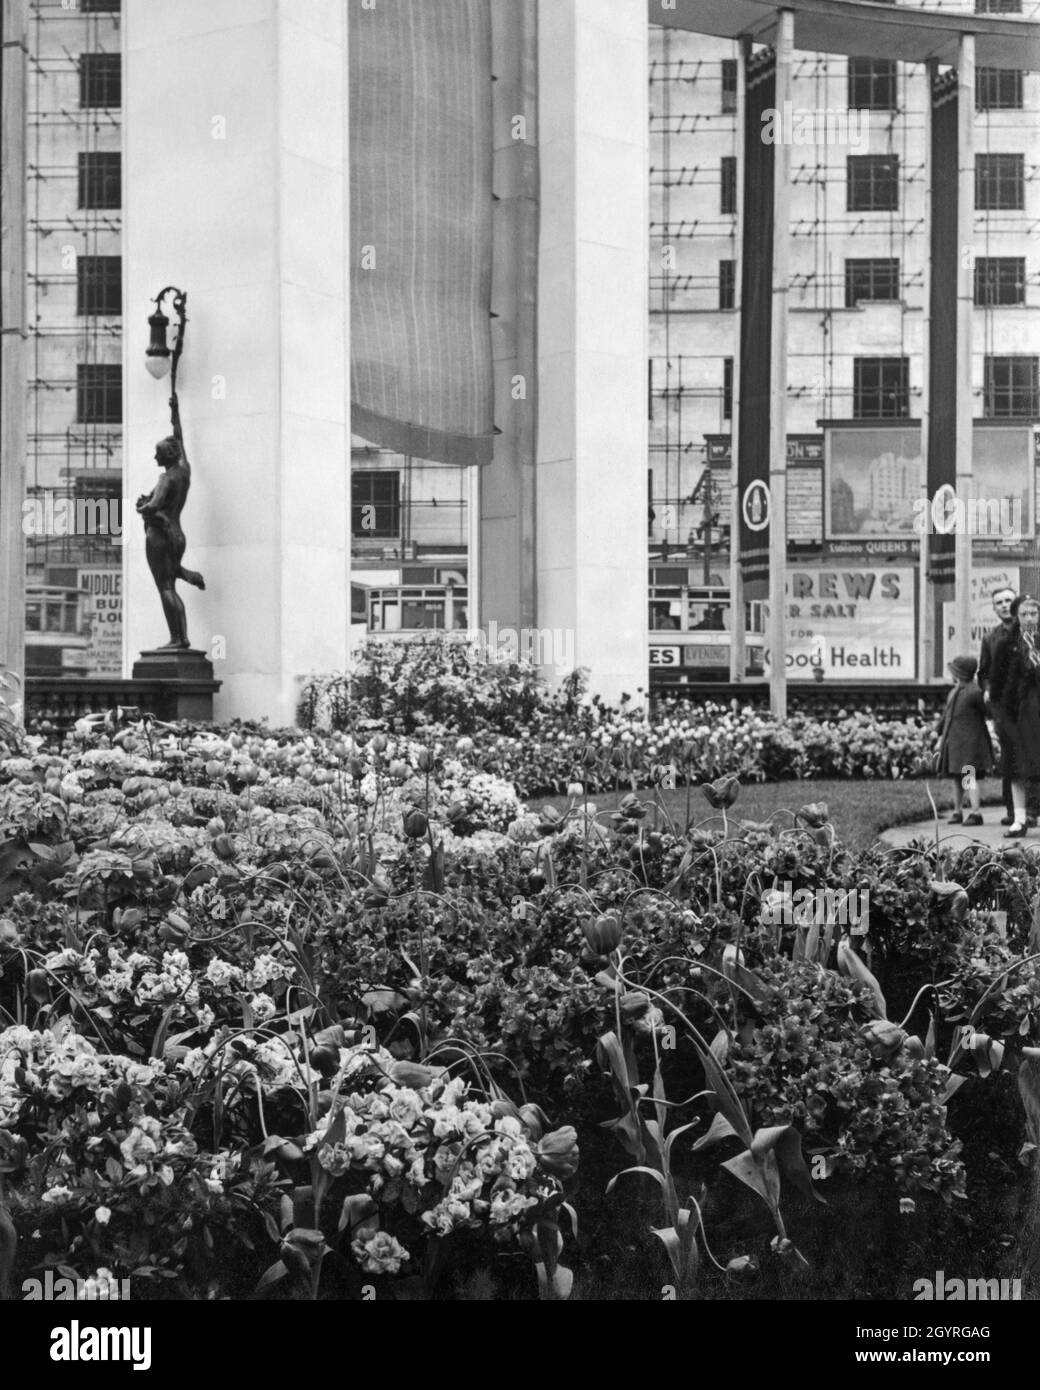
[881,814,1040,851]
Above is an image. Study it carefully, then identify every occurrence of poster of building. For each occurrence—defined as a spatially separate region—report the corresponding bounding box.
[969,426,1032,545]
[826,426,923,539]
[79,569,123,677]
[763,565,916,680]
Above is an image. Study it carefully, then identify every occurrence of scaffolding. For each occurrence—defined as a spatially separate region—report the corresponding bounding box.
[648,24,1040,632]
[24,0,122,672]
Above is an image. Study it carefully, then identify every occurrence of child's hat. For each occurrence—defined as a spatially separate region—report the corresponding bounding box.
[950,655,977,681]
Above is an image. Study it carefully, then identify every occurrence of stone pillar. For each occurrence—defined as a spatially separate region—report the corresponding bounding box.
[535,0,648,703]
[123,1,349,726]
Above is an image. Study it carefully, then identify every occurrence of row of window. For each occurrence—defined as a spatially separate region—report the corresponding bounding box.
[59,353,1040,428]
[719,153,1028,214]
[675,355,1039,423]
[714,256,1028,310]
[712,58,1025,113]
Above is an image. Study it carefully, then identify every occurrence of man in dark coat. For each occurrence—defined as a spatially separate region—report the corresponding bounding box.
[979,587,1019,825]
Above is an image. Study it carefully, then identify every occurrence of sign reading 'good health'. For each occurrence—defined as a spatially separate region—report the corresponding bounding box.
[762,567,915,680]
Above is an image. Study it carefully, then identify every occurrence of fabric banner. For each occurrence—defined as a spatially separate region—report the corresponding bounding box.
[349,0,495,465]
[927,70,959,585]
[738,49,776,596]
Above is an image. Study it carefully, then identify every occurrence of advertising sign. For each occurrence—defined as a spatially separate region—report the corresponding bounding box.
[941,566,1020,673]
[79,568,123,676]
[827,426,923,539]
[763,566,916,680]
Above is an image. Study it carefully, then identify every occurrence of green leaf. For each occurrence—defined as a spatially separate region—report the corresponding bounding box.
[606,1165,667,1198]
[692,1111,739,1152]
[1019,1056,1040,1151]
[750,1124,825,1206]
[836,936,886,1019]
[254,1260,289,1295]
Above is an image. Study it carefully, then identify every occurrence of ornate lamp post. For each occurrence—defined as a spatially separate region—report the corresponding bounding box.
[131,287,218,718]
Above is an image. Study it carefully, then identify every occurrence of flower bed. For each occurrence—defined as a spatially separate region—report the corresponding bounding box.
[1,661,1039,1299]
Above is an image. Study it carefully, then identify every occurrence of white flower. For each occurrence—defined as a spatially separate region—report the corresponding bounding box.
[95,1205,112,1226]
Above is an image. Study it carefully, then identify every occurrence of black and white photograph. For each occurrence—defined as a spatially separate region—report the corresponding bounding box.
[2,0,1040,1358]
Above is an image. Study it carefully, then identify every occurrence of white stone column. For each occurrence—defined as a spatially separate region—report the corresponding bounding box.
[536,0,648,703]
[123,0,349,725]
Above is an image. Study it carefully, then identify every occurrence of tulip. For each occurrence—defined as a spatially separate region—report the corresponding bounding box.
[388,759,408,782]
[26,968,50,1003]
[416,748,436,772]
[403,808,429,839]
[205,760,224,780]
[388,1060,447,1090]
[582,913,623,954]
[369,734,388,755]
[619,990,651,1023]
[308,1046,340,1078]
[859,1019,907,1060]
[490,1097,520,1121]
[518,1103,550,1140]
[348,757,365,781]
[566,782,584,799]
[701,776,740,810]
[796,802,830,829]
[535,1125,580,1180]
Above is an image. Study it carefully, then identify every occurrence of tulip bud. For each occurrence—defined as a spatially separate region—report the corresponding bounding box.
[518,1103,549,1140]
[582,913,623,954]
[207,817,226,838]
[388,759,408,781]
[26,968,50,1003]
[348,757,365,780]
[859,1019,907,1060]
[619,990,651,1023]
[535,1126,580,1180]
[701,775,740,810]
[490,1098,520,1121]
[566,782,584,799]
[416,748,436,772]
[212,834,236,861]
[308,1046,340,1078]
[388,1060,447,1090]
[369,734,388,755]
[205,760,224,780]
[403,808,429,839]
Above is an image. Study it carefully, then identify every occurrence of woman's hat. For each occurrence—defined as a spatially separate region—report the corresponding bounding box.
[950,655,977,681]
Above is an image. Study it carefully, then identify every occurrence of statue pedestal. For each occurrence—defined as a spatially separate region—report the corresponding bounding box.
[131,648,221,722]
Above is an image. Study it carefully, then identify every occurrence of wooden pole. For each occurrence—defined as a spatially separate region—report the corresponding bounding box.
[955,33,975,660]
[0,0,28,724]
[768,10,793,719]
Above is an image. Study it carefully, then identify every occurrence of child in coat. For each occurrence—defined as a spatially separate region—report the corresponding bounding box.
[936,654,993,825]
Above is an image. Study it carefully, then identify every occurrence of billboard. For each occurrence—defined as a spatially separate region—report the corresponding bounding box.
[941,566,1020,673]
[79,569,123,677]
[764,565,915,681]
[827,427,923,539]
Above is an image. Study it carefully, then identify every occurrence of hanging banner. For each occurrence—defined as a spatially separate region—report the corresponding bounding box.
[349,0,495,465]
[737,48,776,596]
[763,566,916,681]
[927,69,959,584]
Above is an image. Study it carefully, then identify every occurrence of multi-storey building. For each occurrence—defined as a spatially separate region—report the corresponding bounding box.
[24,0,123,678]
[648,0,1040,685]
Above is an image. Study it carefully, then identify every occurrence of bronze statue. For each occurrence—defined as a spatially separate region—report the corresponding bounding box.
[136,395,205,650]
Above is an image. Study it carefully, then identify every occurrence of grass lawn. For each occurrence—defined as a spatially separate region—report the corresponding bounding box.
[533,778,1004,852]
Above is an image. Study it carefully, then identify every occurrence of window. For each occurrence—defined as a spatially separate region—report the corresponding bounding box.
[719,260,735,310]
[976,153,1024,210]
[974,257,1026,306]
[352,470,401,539]
[78,152,120,209]
[845,258,900,307]
[984,357,1039,417]
[847,59,896,111]
[723,358,733,420]
[721,59,737,113]
[847,155,899,211]
[79,53,121,108]
[76,365,122,424]
[976,0,1021,12]
[721,156,737,215]
[976,67,1023,111]
[854,358,909,418]
[76,256,121,316]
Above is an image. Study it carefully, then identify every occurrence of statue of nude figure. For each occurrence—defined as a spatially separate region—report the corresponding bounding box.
[136,400,205,649]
